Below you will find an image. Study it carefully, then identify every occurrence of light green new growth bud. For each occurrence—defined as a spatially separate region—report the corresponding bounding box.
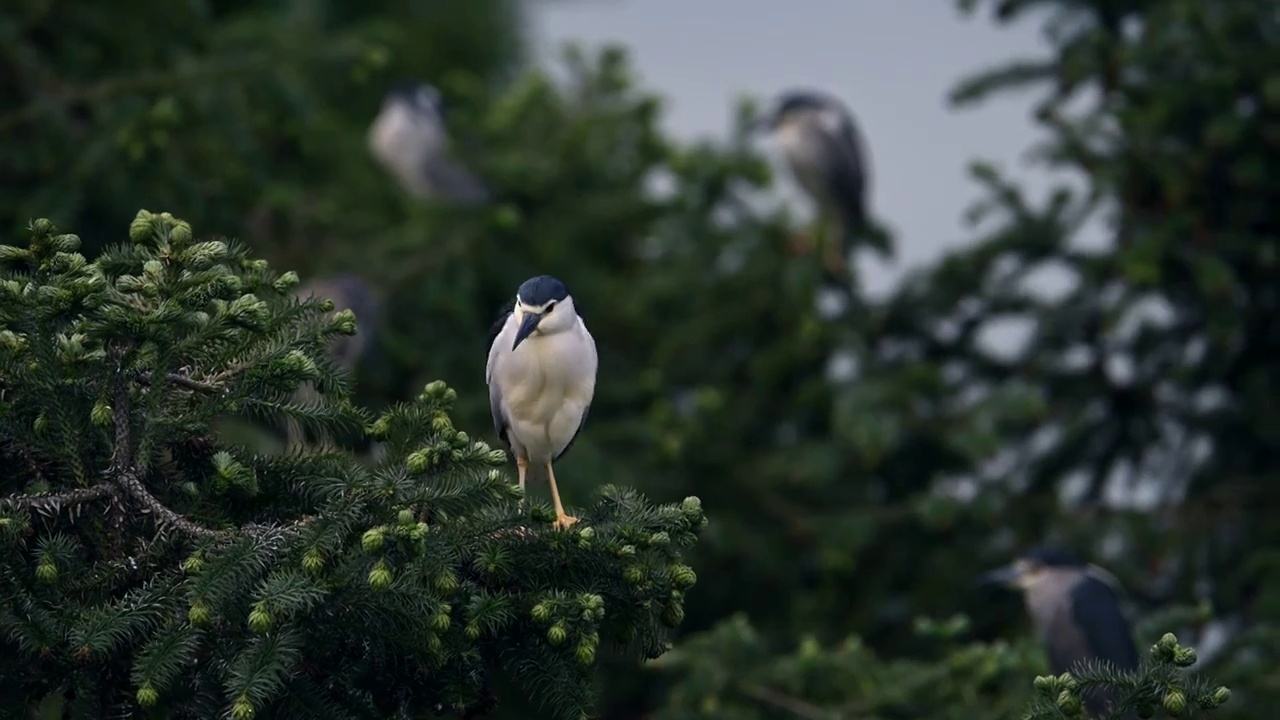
[431,412,453,432]
[1032,675,1055,694]
[273,271,300,292]
[1163,689,1186,717]
[649,531,670,546]
[248,607,272,633]
[397,509,415,525]
[670,564,698,589]
[361,528,385,553]
[128,212,154,242]
[575,642,596,665]
[531,602,552,623]
[368,562,393,591]
[169,220,193,245]
[430,612,451,632]
[433,570,458,594]
[330,309,357,335]
[624,565,644,585]
[232,697,255,720]
[0,245,29,262]
[302,549,324,574]
[681,496,702,516]
[52,234,81,252]
[1055,690,1082,716]
[180,553,204,574]
[1173,647,1197,667]
[136,684,159,707]
[188,601,211,626]
[406,451,431,474]
[547,623,567,645]
[36,560,57,584]
[91,401,113,428]
[1210,686,1231,707]
[661,602,685,628]
[31,218,56,236]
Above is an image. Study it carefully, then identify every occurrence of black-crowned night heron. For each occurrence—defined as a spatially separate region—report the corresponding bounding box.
[367,80,489,205]
[752,89,871,283]
[286,273,381,450]
[486,275,597,530]
[981,547,1141,717]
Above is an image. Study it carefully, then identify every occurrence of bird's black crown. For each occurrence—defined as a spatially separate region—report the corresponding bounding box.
[386,80,443,112]
[1021,545,1085,567]
[774,89,841,116]
[517,275,569,306]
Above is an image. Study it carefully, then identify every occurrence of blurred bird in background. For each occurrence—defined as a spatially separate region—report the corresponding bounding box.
[486,275,597,529]
[286,273,382,451]
[753,89,875,285]
[980,547,1141,718]
[367,80,490,205]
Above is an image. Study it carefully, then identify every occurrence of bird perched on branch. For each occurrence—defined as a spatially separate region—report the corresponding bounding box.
[367,80,489,205]
[486,275,597,529]
[980,547,1140,717]
[752,89,875,285]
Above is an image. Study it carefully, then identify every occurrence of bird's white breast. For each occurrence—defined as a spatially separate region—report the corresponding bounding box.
[494,324,597,462]
[776,121,828,199]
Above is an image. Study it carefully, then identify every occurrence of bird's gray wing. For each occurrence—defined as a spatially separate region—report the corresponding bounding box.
[814,107,869,231]
[425,155,490,205]
[552,324,596,462]
[485,304,515,449]
[553,403,590,462]
[1070,576,1141,671]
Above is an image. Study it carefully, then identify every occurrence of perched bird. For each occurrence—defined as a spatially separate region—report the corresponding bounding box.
[485,275,597,529]
[285,273,381,450]
[366,80,489,205]
[752,89,873,283]
[980,547,1141,717]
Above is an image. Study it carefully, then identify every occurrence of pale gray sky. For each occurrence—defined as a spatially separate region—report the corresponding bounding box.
[529,1,1062,294]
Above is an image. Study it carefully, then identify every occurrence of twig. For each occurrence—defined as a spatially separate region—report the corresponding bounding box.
[111,363,228,540]
[137,371,223,394]
[0,482,115,510]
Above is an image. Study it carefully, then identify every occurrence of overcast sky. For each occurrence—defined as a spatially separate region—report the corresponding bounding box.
[528,1,1063,295]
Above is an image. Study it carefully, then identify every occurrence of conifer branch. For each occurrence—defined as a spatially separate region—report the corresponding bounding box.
[111,360,228,541]
[0,481,115,511]
[137,370,224,394]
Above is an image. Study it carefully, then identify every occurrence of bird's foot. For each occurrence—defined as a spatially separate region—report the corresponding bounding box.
[552,514,579,530]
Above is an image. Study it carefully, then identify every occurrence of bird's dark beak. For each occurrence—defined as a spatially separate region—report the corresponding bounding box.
[512,312,541,350]
[977,565,1020,588]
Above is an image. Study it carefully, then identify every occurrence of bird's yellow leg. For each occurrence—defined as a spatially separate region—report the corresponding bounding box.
[546,462,578,529]
[516,457,528,506]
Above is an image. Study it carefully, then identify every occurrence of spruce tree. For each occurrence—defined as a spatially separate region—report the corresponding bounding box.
[0,211,705,719]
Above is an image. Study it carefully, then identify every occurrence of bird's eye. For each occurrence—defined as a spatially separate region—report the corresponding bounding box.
[545,302,557,313]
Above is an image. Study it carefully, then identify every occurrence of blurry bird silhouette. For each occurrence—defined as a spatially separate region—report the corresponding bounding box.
[752,89,876,286]
[285,273,381,452]
[981,547,1141,718]
[367,80,489,205]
